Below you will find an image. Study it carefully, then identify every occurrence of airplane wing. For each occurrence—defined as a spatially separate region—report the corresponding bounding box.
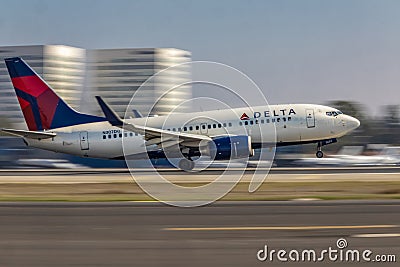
[95,96,212,148]
[2,128,57,139]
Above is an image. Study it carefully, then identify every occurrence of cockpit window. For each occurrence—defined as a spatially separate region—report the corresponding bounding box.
[326,110,342,116]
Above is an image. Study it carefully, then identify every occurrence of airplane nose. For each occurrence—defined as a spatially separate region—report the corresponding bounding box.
[347,116,360,130]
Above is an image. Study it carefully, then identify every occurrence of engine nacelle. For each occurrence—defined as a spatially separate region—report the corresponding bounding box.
[201,135,254,160]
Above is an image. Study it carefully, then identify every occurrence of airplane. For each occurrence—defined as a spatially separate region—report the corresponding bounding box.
[1,57,360,171]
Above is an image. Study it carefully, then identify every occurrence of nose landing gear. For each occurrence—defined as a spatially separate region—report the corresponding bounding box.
[316,142,324,158]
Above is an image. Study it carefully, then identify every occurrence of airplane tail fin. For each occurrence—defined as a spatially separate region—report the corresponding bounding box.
[4,57,105,130]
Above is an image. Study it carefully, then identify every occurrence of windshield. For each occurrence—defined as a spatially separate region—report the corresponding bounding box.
[326,110,343,116]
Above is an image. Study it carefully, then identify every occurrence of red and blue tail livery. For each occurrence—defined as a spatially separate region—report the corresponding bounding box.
[4,57,105,130]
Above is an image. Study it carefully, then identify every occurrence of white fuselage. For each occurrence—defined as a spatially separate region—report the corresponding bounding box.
[24,104,360,159]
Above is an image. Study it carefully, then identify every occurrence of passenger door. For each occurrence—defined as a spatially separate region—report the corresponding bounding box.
[306,109,315,128]
[79,131,89,150]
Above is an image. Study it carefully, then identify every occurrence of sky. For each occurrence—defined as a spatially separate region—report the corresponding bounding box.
[1,0,400,115]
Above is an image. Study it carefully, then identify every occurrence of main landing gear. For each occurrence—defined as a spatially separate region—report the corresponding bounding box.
[316,142,324,158]
[178,157,195,171]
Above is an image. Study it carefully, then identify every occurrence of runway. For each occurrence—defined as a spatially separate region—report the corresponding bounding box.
[0,167,399,183]
[0,201,398,266]
[1,166,400,175]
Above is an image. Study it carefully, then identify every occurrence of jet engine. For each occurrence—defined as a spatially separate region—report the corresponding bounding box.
[200,135,254,160]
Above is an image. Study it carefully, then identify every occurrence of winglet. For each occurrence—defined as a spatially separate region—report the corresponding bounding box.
[132,109,143,118]
[95,96,123,126]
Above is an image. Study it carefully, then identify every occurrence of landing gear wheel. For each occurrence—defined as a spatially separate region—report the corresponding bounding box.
[178,158,195,171]
[315,141,324,158]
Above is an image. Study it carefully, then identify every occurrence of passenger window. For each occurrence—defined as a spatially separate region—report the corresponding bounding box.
[228,122,232,127]
[250,120,254,125]
[283,117,286,122]
[135,132,138,136]
[189,126,193,131]
[113,134,117,138]
[223,123,227,127]
[208,124,212,129]
[277,118,280,122]
[202,125,206,129]
[266,119,270,123]
[119,133,122,138]
[272,119,275,123]
[239,122,242,126]
[178,127,181,132]
[103,135,106,139]
[183,127,187,131]
[255,120,259,124]
[196,125,200,130]
[245,121,249,126]
[261,119,264,124]
[213,124,217,129]
[218,123,222,128]
[173,128,176,131]
[108,134,111,139]
[288,117,291,121]
[124,133,127,137]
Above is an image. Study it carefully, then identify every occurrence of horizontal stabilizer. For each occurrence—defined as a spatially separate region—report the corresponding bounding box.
[2,128,56,139]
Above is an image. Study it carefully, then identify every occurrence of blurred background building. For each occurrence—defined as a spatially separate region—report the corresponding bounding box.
[87,48,192,117]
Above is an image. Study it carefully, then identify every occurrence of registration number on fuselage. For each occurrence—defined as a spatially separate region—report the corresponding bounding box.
[102,130,122,134]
